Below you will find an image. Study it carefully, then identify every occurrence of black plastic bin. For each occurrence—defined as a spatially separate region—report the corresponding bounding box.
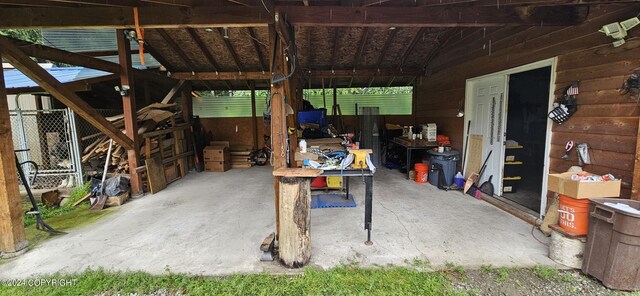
[582,198,640,291]
[428,150,460,187]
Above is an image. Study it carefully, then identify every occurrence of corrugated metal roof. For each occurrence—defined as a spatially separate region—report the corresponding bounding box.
[3,67,111,89]
[43,29,160,68]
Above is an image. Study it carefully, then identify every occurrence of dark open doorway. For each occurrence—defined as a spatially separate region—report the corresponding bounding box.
[502,66,552,213]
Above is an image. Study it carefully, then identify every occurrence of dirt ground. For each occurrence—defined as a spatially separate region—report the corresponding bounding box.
[450,267,636,296]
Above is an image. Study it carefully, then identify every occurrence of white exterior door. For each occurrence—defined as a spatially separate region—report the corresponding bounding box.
[466,75,508,195]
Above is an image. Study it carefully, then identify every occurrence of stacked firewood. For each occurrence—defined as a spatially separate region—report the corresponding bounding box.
[81,103,182,174]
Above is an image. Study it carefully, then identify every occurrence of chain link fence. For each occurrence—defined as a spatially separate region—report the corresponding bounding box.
[10,108,82,189]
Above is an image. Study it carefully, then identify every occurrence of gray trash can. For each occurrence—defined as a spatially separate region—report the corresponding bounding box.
[428,150,460,187]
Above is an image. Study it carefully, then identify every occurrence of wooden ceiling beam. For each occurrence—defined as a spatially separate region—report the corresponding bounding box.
[398,28,425,69]
[170,68,422,79]
[247,27,268,72]
[279,5,589,27]
[156,28,198,71]
[0,0,82,7]
[374,28,397,70]
[329,27,341,70]
[0,6,270,29]
[305,68,421,77]
[0,36,134,150]
[352,27,369,71]
[185,28,232,89]
[170,72,271,80]
[217,28,245,72]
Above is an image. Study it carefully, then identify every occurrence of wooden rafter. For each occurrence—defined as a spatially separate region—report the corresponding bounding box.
[279,5,589,27]
[170,68,421,80]
[247,27,267,71]
[398,28,425,69]
[0,6,270,29]
[161,80,186,104]
[375,28,397,69]
[218,27,245,72]
[352,27,369,70]
[185,28,232,90]
[0,36,133,150]
[329,27,341,70]
[156,28,214,89]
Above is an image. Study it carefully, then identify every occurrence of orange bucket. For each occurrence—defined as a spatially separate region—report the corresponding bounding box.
[558,194,590,235]
[414,163,429,183]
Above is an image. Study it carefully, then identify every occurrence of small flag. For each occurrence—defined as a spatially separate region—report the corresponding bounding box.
[566,81,579,96]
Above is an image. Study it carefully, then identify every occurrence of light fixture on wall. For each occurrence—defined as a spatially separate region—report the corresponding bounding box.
[599,17,639,47]
[223,27,230,39]
[456,99,464,117]
[204,28,213,32]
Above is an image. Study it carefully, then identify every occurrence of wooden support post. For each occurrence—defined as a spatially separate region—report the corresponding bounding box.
[633,117,640,200]
[181,81,192,123]
[116,29,142,196]
[181,81,193,172]
[0,55,28,255]
[270,23,287,238]
[273,168,322,268]
[250,82,258,151]
[332,86,337,115]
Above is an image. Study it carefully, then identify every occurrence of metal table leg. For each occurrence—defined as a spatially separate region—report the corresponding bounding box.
[364,175,373,245]
[406,148,412,179]
[344,176,350,199]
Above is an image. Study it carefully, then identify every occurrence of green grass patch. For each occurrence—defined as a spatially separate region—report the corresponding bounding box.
[494,267,511,283]
[0,266,465,296]
[23,183,90,227]
[532,265,558,281]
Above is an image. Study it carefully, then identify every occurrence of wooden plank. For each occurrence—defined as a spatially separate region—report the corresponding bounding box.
[549,144,635,172]
[273,168,322,177]
[551,131,637,154]
[555,60,640,85]
[552,117,639,136]
[160,80,185,104]
[570,103,640,118]
[464,134,483,179]
[570,89,634,105]
[304,68,422,78]
[170,72,270,80]
[0,6,271,29]
[146,157,167,194]
[0,56,27,253]
[280,5,588,27]
[278,176,312,268]
[635,112,640,200]
[0,36,134,150]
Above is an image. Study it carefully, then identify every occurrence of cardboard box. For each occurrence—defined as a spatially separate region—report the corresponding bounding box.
[547,172,621,199]
[204,145,229,161]
[204,160,230,172]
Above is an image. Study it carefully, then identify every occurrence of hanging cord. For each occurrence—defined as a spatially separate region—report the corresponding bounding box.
[133,7,145,65]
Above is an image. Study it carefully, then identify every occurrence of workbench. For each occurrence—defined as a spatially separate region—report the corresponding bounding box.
[320,168,375,244]
[390,138,437,180]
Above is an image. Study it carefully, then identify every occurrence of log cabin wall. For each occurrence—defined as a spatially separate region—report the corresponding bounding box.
[415,4,640,198]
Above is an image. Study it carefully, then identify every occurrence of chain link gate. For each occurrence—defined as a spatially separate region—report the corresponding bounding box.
[10,108,83,189]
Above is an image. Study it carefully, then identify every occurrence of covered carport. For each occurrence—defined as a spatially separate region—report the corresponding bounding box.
[0,0,635,276]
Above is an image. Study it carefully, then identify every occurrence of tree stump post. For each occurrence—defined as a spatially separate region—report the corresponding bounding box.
[273,168,322,268]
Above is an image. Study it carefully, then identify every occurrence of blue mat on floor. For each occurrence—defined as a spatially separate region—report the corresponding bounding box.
[311,194,356,209]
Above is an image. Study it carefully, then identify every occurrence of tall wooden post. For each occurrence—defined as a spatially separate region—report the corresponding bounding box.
[116,29,142,196]
[0,53,28,255]
[633,118,640,200]
[250,82,258,151]
[181,81,192,123]
[270,23,287,238]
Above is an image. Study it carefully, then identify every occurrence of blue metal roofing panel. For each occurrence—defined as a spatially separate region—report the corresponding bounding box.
[3,67,111,89]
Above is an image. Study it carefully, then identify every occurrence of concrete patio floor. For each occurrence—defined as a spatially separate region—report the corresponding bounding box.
[0,166,555,279]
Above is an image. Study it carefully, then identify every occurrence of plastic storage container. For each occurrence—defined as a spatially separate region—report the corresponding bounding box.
[298,109,327,126]
[326,176,342,188]
[558,194,590,235]
[582,198,640,291]
[427,150,460,187]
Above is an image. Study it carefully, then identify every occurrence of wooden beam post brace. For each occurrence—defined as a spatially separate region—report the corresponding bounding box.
[0,36,133,151]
